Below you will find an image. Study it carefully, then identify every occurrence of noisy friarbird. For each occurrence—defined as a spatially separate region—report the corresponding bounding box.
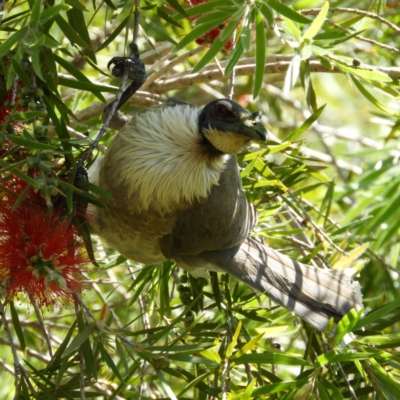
[88,98,362,332]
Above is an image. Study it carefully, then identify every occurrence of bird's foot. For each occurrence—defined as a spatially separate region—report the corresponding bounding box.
[104,43,147,116]
[107,43,147,84]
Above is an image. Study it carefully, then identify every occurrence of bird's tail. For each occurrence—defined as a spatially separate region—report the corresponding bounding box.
[192,237,363,331]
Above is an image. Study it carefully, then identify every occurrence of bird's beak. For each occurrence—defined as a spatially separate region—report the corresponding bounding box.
[240,111,269,142]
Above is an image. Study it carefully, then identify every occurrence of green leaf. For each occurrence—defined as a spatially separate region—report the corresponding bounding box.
[283,52,301,93]
[355,299,400,330]
[219,7,245,42]
[67,7,95,62]
[232,332,265,359]
[302,2,329,41]
[258,3,274,26]
[7,135,56,150]
[254,11,265,99]
[10,301,26,353]
[337,62,392,83]
[176,371,214,397]
[165,0,187,17]
[63,322,95,357]
[332,308,363,345]
[167,354,220,366]
[369,357,400,398]
[316,349,386,367]
[30,46,46,82]
[252,379,310,395]
[55,15,90,48]
[175,14,227,50]
[96,16,130,52]
[29,0,43,28]
[155,369,178,400]
[321,377,344,399]
[157,6,183,28]
[98,341,125,383]
[54,54,106,102]
[301,59,318,111]
[0,27,28,57]
[183,0,234,18]
[143,16,178,45]
[283,104,326,142]
[225,38,244,75]
[65,0,88,11]
[234,353,309,366]
[357,333,400,348]
[39,4,71,22]
[226,320,242,358]
[267,0,312,24]
[79,181,114,201]
[58,76,118,93]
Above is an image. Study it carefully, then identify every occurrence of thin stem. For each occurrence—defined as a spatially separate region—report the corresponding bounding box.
[0,300,21,396]
[31,298,53,357]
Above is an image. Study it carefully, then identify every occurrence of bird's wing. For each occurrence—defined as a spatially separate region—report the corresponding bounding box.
[161,155,257,258]
[176,237,363,332]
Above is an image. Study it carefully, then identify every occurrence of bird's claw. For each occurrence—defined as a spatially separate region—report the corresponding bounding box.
[107,55,146,82]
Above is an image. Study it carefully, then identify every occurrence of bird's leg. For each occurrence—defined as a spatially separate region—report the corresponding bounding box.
[103,43,147,128]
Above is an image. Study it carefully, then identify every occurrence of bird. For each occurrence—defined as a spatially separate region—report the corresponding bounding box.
[88,98,362,332]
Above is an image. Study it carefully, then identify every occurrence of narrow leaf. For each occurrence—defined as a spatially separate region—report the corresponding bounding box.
[254,11,266,99]
[98,341,125,382]
[232,332,264,359]
[234,353,309,366]
[10,301,26,353]
[225,38,244,75]
[283,52,301,93]
[96,16,130,52]
[63,322,95,357]
[29,0,43,28]
[283,104,326,142]
[175,15,227,50]
[226,320,242,358]
[0,28,28,57]
[302,2,329,41]
[333,242,369,269]
[268,0,312,24]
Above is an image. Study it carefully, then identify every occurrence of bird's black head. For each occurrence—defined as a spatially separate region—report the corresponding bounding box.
[198,99,268,154]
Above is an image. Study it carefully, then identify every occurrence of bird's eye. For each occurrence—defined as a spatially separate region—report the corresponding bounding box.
[214,104,228,117]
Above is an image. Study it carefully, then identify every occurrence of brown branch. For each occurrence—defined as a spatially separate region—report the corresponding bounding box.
[301,7,400,34]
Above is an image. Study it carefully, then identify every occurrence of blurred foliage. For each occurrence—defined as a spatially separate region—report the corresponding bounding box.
[0,0,400,398]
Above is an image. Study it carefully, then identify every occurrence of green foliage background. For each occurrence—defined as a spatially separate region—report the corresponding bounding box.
[0,0,400,398]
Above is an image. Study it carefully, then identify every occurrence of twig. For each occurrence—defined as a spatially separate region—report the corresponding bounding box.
[148,60,341,93]
[31,298,54,358]
[287,191,348,256]
[141,46,204,91]
[227,25,238,100]
[266,85,347,182]
[0,300,21,396]
[301,7,400,34]
[338,361,359,400]
[77,0,142,168]
[221,358,230,400]
[127,262,150,399]
[75,301,86,400]
[77,71,129,168]
[323,18,399,54]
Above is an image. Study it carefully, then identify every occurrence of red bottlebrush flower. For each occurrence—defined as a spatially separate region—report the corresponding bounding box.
[0,177,88,307]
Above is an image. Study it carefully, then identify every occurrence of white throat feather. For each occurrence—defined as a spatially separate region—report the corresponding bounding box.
[102,104,229,214]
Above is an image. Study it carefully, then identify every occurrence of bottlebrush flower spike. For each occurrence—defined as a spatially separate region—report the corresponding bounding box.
[0,177,88,307]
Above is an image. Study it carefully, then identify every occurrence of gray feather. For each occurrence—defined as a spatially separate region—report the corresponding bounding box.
[177,238,363,332]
